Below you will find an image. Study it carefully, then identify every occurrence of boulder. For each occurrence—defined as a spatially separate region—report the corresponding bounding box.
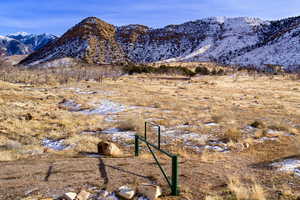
[137,184,162,200]
[117,185,135,199]
[76,190,90,200]
[62,192,77,200]
[97,141,123,157]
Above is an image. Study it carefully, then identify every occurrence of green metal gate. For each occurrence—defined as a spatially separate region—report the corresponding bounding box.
[134,122,179,196]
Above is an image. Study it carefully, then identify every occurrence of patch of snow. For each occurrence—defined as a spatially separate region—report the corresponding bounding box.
[137,197,149,200]
[271,159,300,176]
[81,100,127,115]
[82,128,135,142]
[205,122,219,126]
[42,139,68,151]
[204,145,229,152]
[64,87,97,95]
[102,128,135,141]
[0,35,14,41]
[81,152,102,158]
[186,140,229,153]
[256,137,278,142]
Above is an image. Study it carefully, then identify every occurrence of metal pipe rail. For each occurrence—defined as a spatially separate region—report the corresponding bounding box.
[134,122,179,196]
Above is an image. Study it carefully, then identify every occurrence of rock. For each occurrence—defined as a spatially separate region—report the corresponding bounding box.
[76,190,90,200]
[97,141,123,157]
[98,190,110,198]
[265,130,284,137]
[137,184,162,200]
[62,192,77,200]
[117,185,135,199]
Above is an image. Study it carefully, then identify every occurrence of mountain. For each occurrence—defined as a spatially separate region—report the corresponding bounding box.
[19,16,300,68]
[0,35,30,56]
[7,32,57,51]
[20,17,128,66]
[0,32,57,56]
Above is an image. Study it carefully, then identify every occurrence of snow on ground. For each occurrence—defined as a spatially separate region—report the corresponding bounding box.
[42,139,69,151]
[92,128,135,142]
[81,100,127,115]
[204,122,219,127]
[271,159,300,176]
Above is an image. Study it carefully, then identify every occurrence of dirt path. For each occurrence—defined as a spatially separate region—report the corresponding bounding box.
[0,149,287,200]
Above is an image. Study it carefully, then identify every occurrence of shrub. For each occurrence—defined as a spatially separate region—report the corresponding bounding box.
[217,69,225,75]
[223,128,242,142]
[122,65,156,75]
[195,66,210,75]
[122,64,196,76]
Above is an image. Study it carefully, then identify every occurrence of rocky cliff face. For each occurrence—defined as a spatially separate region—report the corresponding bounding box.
[20,16,300,68]
[20,17,128,66]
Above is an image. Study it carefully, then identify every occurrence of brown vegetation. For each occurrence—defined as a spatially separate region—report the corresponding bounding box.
[0,63,300,199]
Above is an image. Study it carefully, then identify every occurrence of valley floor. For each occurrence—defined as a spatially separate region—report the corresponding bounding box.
[1,73,300,199]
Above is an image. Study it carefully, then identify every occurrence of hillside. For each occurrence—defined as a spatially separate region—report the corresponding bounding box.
[20,17,128,66]
[19,16,300,69]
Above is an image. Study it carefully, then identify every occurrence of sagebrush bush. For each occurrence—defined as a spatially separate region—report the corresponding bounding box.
[195,65,210,75]
[123,64,196,76]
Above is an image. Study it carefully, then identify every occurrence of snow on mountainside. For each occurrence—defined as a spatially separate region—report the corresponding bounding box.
[7,32,57,51]
[20,17,128,66]
[0,32,57,56]
[19,16,300,69]
[0,35,30,55]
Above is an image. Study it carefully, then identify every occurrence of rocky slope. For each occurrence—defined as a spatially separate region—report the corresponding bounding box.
[20,17,128,66]
[116,16,300,69]
[20,16,300,68]
[0,32,56,56]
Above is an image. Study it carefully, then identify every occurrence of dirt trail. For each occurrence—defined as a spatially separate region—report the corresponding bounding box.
[0,150,281,200]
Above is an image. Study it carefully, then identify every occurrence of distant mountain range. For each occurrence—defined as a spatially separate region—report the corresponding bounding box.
[15,16,300,69]
[0,32,57,56]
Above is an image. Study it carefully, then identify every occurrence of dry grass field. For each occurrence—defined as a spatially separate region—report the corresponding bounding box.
[0,64,300,199]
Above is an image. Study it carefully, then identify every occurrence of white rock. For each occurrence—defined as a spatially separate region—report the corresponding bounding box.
[62,192,77,200]
[117,186,135,199]
[77,190,90,200]
[137,184,162,200]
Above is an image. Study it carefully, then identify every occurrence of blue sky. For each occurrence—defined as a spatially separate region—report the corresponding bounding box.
[0,0,299,35]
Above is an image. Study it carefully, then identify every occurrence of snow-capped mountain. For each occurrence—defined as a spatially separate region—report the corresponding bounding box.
[19,16,300,68]
[7,32,57,51]
[0,35,30,56]
[0,32,57,56]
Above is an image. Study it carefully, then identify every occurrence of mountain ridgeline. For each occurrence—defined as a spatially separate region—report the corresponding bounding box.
[19,16,300,69]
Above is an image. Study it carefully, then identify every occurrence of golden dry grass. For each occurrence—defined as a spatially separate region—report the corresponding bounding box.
[1,66,300,199]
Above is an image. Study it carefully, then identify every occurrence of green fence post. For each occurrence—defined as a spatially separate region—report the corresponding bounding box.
[171,155,179,196]
[144,122,147,140]
[135,135,139,156]
[158,126,161,149]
